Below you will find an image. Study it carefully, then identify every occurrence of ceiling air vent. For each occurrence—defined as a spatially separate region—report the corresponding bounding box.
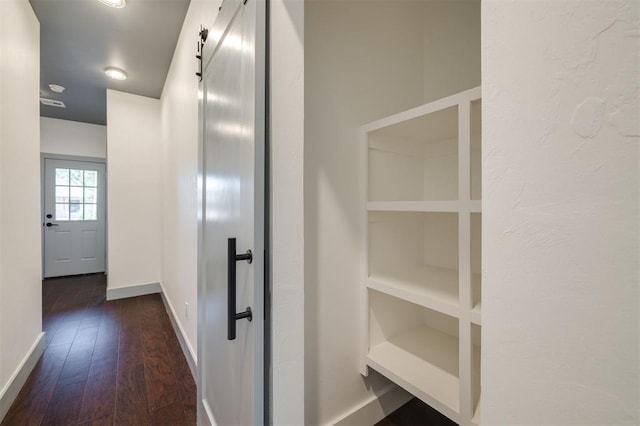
[40,98,66,108]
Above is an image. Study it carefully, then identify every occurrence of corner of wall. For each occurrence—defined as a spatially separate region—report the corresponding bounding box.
[0,333,45,422]
[328,385,411,426]
[271,0,305,424]
[0,0,43,408]
[159,283,197,379]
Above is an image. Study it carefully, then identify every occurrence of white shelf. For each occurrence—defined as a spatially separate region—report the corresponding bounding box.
[361,87,482,426]
[366,326,460,422]
[368,264,458,318]
[362,87,481,134]
[471,272,482,324]
[472,396,481,425]
[367,200,481,213]
[471,302,481,325]
[367,104,458,146]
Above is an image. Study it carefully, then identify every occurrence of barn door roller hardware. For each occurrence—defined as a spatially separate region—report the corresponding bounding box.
[196,26,208,82]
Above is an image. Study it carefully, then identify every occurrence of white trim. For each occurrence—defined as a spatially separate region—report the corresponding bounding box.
[40,153,109,278]
[159,283,197,380]
[367,200,482,213]
[41,153,106,163]
[327,385,412,426]
[361,86,481,133]
[202,399,219,426]
[106,282,161,300]
[0,332,46,422]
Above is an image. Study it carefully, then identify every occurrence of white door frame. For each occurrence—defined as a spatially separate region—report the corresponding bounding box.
[40,153,108,278]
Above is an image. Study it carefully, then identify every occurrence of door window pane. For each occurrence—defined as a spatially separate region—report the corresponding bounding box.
[70,187,84,203]
[70,169,84,186]
[84,204,97,220]
[84,170,98,187]
[56,168,69,185]
[56,203,69,220]
[70,204,83,221]
[53,166,100,222]
[55,186,69,203]
[84,187,97,203]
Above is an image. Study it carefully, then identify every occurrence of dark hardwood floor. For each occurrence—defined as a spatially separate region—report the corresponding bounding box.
[1,274,196,426]
[375,399,458,426]
[2,274,453,426]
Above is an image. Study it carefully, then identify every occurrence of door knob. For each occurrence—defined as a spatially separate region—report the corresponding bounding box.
[46,222,59,227]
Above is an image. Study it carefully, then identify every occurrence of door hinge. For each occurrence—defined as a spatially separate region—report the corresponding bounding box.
[196,26,209,82]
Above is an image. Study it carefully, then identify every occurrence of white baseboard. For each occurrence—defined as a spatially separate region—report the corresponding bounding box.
[106,282,161,301]
[328,384,412,426]
[0,332,46,422]
[159,283,197,380]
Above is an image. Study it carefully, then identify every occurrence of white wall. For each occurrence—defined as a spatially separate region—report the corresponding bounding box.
[483,1,639,424]
[160,0,218,367]
[304,1,481,424]
[304,2,428,424]
[40,117,107,158]
[0,0,42,414]
[271,0,306,423]
[423,0,480,103]
[106,90,162,292]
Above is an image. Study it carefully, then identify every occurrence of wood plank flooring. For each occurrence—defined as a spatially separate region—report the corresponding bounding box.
[2,274,196,426]
[375,398,458,426]
[3,274,454,426]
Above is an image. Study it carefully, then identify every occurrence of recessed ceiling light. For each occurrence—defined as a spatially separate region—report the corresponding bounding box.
[98,0,126,8]
[105,67,127,81]
[49,84,65,93]
[40,98,66,108]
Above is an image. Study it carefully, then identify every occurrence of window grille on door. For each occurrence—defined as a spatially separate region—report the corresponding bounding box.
[54,168,98,221]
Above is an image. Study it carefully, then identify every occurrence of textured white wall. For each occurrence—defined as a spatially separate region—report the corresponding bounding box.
[160,0,219,367]
[40,117,107,158]
[271,0,306,423]
[106,90,162,291]
[0,0,41,405]
[483,1,639,424]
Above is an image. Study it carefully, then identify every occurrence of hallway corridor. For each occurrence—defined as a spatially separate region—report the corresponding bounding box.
[1,275,196,426]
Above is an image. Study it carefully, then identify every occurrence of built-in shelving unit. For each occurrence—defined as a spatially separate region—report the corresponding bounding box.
[360,87,482,425]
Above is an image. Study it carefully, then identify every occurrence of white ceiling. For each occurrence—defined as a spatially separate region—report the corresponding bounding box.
[30,0,191,125]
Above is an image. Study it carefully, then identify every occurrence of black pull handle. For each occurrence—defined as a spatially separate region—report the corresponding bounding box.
[46,222,59,227]
[228,238,253,340]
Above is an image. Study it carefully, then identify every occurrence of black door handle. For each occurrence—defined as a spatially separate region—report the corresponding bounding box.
[228,237,253,340]
[45,222,59,227]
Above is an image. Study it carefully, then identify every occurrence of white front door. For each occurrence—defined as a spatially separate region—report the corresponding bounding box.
[43,158,106,278]
[198,0,266,424]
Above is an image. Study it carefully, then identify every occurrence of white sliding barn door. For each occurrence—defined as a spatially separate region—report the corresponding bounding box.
[198,0,266,424]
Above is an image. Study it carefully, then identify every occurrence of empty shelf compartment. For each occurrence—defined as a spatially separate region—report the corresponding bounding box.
[367,290,460,419]
[367,106,458,202]
[368,211,459,315]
